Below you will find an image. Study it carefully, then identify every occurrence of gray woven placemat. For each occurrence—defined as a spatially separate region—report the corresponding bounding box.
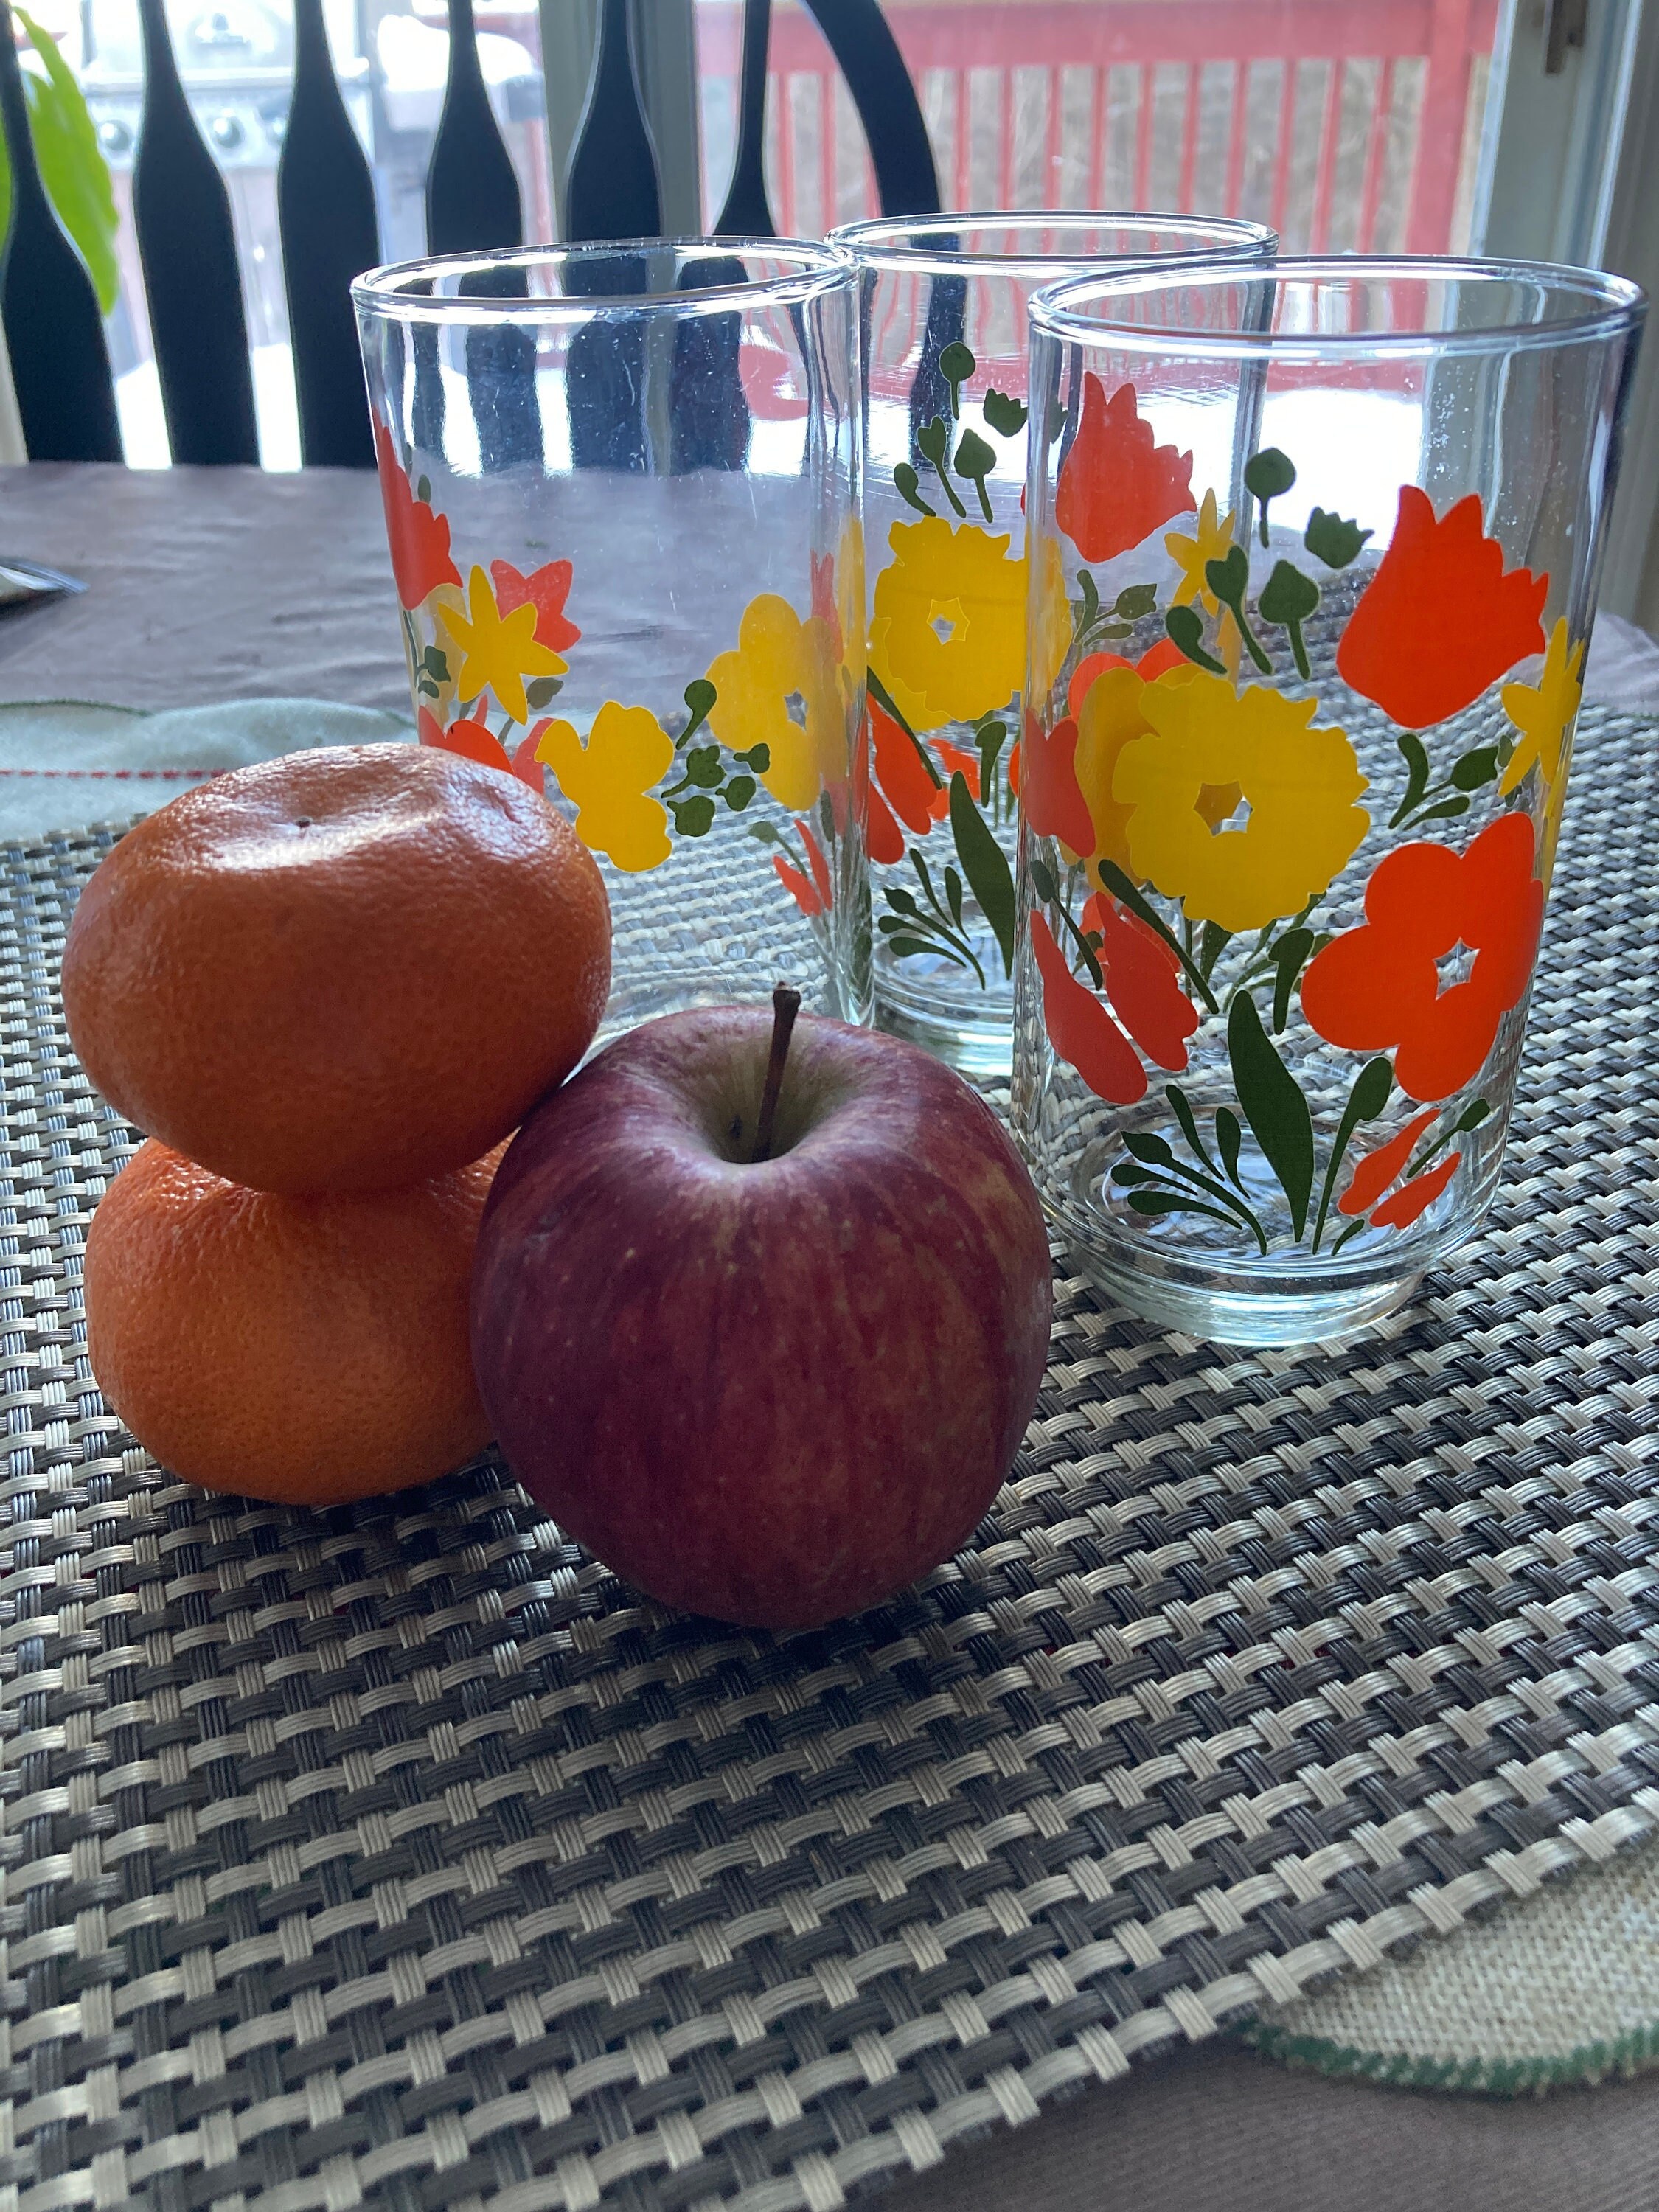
[3,706,1658,2212]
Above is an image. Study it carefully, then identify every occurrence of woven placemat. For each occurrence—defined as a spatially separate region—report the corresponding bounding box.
[1242,1837,1659,2094]
[3,706,1658,2212]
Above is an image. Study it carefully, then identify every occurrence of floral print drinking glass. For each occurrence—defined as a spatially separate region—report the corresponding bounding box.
[827,214,1276,1077]
[354,241,869,1031]
[1014,257,1645,1344]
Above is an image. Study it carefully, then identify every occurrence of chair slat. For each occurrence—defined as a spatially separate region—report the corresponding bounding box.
[279,0,380,469]
[427,0,522,257]
[133,0,259,465]
[0,0,120,461]
[565,0,661,245]
[714,0,775,237]
[799,0,940,217]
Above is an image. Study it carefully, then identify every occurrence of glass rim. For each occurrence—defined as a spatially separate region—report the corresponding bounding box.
[827,209,1278,281]
[352,237,855,321]
[1028,253,1649,358]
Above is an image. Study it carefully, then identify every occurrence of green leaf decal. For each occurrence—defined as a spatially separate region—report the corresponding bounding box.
[1127,1189,1246,1231]
[1304,507,1371,569]
[524,674,560,709]
[894,461,936,518]
[671,795,716,838]
[739,741,771,772]
[1228,992,1315,1239]
[1216,1107,1244,1190]
[1029,855,1060,905]
[1165,604,1225,675]
[917,417,966,516]
[17,9,120,313]
[1310,1055,1392,1252]
[1414,796,1471,827]
[1258,560,1321,681]
[723,776,756,811]
[1198,920,1231,981]
[1390,732,1433,827]
[1450,746,1500,792]
[948,772,1015,978]
[1270,926,1315,1033]
[982,388,1028,437]
[1114,582,1158,621]
[1245,447,1296,546]
[1206,546,1271,672]
[684,745,723,789]
[1095,858,1218,1012]
[953,426,998,522]
[681,678,717,740]
[939,339,975,395]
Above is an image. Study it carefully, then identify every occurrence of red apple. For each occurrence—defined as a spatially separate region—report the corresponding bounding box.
[470,995,1052,1628]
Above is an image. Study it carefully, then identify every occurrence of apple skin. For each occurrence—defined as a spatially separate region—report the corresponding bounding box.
[470,1008,1053,1629]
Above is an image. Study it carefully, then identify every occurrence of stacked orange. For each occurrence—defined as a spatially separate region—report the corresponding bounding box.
[63,745,610,1504]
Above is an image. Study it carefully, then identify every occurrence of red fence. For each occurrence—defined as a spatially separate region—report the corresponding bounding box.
[695,0,1500,254]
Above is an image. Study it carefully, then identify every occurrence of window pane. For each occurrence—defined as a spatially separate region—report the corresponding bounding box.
[694,0,1504,257]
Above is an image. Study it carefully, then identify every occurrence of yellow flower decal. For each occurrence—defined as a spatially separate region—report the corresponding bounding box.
[1164,490,1236,612]
[706,594,843,814]
[1499,617,1582,798]
[437,566,566,724]
[1074,664,1211,874]
[1029,533,1074,709]
[1116,672,1370,931]
[869,518,1025,731]
[537,703,674,873]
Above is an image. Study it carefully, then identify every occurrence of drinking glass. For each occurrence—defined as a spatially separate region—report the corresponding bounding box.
[828,213,1276,1077]
[1014,257,1645,1343]
[354,240,870,1032]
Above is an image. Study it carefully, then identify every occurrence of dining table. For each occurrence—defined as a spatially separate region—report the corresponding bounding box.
[1,459,1657,2212]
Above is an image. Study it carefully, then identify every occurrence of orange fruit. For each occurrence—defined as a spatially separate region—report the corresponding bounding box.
[85,1138,501,1504]
[62,744,610,1194]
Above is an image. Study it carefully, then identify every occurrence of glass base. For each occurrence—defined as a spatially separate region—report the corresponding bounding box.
[1062,1231,1422,1346]
[875,988,1012,1080]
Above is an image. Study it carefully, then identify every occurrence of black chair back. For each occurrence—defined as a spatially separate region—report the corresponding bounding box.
[0,0,940,468]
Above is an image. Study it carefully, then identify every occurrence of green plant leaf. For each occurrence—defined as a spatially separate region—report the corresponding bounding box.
[17,9,120,314]
[1304,507,1371,569]
[1094,857,1218,1012]
[1245,446,1296,546]
[948,771,1015,978]
[982,387,1028,437]
[1450,745,1500,792]
[939,338,975,386]
[1414,796,1471,826]
[746,820,779,844]
[1216,1106,1244,1189]
[975,717,1006,798]
[1165,604,1225,675]
[671,795,716,837]
[1114,582,1158,621]
[684,745,723,789]
[723,775,756,811]
[1029,855,1060,905]
[1198,920,1231,981]
[1165,1083,1217,1172]
[739,741,770,772]
[1127,1189,1245,1231]
[893,461,936,518]
[917,415,966,515]
[1258,560,1321,681]
[524,674,560,709]
[1228,992,1315,1239]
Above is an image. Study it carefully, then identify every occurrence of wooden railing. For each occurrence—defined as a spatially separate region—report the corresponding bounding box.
[698,0,1501,254]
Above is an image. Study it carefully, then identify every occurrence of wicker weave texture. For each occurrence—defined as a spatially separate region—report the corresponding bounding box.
[2,709,1657,2212]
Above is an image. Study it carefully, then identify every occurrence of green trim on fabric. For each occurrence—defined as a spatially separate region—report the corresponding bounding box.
[1237,2015,1659,2097]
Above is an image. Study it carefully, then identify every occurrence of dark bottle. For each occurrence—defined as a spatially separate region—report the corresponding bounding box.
[279,0,380,467]
[0,0,121,460]
[133,0,259,464]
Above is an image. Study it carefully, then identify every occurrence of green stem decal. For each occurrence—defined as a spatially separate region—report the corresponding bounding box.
[1228,992,1315,1240]
[1205,546,1272,674]
[917,417,966,518]
[1259,560,1320,681]
[1165,604,1226,674]
[1245,447,1297,548]
[866,667,945,789]
[1095,860,1219,1013]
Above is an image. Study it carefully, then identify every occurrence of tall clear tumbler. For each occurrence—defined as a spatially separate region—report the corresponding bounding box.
[828,215,1276,1077]
[1013,259,1645,1344]
[354,241,870,1032]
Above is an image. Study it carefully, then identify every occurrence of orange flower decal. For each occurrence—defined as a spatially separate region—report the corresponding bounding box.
[1054,377,1195,564]
[1301,813,1544,1102]
[1068,638,1186,718]
[775,821,833,919]
[866,786,905,866]
[374,422,461,611]
[1338,1109,1462,1230]
[1080,892,1199,1072]
[1030,912,1145,1105]
[490,559,581,657]
[871,698,947,836]
[1336,487,1547,729]
[1021,712,1095,857]
[419,706,543,793]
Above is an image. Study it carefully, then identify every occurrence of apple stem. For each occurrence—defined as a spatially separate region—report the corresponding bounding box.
[753,983,801,1162]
